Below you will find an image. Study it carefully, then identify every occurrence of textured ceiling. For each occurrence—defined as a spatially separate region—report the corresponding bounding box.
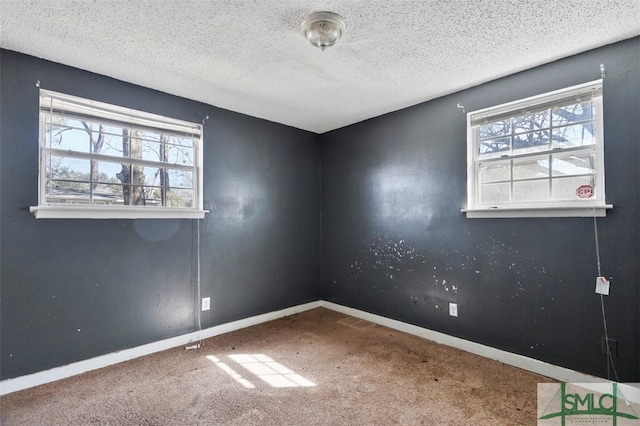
[1,1,639,133]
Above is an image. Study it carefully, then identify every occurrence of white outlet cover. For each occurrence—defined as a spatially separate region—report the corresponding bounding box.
[202,297,211,311]
[449,303,458,317]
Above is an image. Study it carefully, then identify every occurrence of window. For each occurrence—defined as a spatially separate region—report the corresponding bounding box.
[31,90,207,219]
[464,80,612,218]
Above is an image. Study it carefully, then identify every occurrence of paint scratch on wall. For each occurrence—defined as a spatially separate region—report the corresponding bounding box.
[346,231,427,283]
[328,231,558,305]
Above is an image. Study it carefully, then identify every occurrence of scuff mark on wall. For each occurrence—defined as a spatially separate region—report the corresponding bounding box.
[346,230,427,284]
[327,229,558,311]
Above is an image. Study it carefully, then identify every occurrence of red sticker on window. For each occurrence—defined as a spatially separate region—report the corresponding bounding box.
[576,184,595,199]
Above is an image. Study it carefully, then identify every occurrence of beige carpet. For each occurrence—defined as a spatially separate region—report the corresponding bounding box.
[1,308,553,425]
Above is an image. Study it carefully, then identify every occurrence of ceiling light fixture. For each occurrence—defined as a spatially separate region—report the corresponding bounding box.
[301,11,345,51]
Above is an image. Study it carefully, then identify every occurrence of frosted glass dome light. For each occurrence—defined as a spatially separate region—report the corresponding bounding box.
[302,12,345,51]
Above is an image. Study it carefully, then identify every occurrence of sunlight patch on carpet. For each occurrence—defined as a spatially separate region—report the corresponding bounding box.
[228,354,316,388]
[206,355,256,388]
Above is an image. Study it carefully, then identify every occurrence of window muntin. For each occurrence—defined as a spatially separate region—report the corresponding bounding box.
[466,80,608,217]
[32,90,205,218]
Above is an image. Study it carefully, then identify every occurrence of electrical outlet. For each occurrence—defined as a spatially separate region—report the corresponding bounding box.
[202,297,210,311]
[449,303,458,317]
[601,337,618,357]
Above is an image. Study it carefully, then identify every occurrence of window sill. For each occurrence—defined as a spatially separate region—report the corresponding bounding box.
[30,205,209,219]
[461,204,613,218]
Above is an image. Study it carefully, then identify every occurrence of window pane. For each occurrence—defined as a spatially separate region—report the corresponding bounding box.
[47,123,91,152]
[479,137,510,157]
[140,167,160,187]
[100,134,125,157]
[140,140,163,162]
[143,186,164,206]
[137,168,194,190]
[166,145,194,166]
[513,110,550,134]
[167,135,194,148]
[479,119,510,140]
[91,125,124,159]
[551,154,595,176]
[93,184,125,205]
[141,131,161,143]
[167,169,194,188]
[125,130,146,160]
[46,181,91,204]
[143,166,182,188]
[513,157,549,180]
[95,126,129,158]
[101,125,125,137]
[80,122,102,133]
[126,183,146,206]
[114,163,134,183]
[478,162,510,183]
[49,156,91,182]
[167,189,195,208]
[513,180,548,202]
[552,123,596,148]
[56,118,86,130]
[513,130,549,154]
[93,160,125,184]
[479,183,510,204]
[552,101,594,126]
[551,176,595,200]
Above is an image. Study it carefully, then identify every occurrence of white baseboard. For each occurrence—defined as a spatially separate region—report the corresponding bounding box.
[1,299,611,396]
[319,301,605,384]
[0,301,320,396]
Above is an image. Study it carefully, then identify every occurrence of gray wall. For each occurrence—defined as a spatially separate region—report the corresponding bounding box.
[0,50,321,380]
[321,37,640,381]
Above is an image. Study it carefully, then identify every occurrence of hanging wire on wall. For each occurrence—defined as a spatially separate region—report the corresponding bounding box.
[186,112,210,351]
[197,218,203,336]
[592,209,619,382]
[197,114,209,344]
[590,63,616,381]
[186,219,204,351]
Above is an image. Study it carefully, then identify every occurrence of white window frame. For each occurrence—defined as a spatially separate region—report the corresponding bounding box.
[30,90,208,219]
[463,80,612,218]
